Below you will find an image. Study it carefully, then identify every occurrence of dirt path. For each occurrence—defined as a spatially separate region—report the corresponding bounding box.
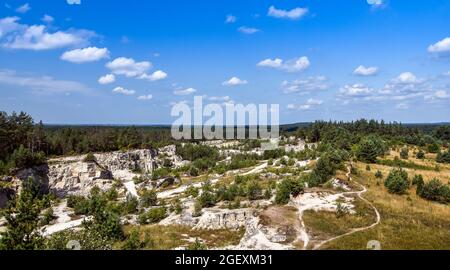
[312,165,381,250]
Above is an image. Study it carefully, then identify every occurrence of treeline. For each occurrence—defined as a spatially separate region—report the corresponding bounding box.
[296,119,450,146]
[0,111,173,174]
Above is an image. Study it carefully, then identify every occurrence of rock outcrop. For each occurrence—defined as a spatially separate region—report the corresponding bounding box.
[47,149,159,197]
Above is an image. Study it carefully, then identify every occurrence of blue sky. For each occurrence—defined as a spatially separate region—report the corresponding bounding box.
[0,0,449,124]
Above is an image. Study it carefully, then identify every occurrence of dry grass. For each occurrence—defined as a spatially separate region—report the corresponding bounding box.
[259,206,300,244]
[120,225,244,250]
[320,156,450,250]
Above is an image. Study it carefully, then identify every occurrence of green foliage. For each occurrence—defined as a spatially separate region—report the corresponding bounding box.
[138,207,167,225]
[427,143,440,154]
[189,166,199,177]
[140,189,158,208]
[384,168,410,195]
[187,238,207,250]
[0,178,44,250]
[121,194,139,215]
[375,170,383,179]
[308,150,348,187]
[45,229,113,250]
[436,150,450,164]
[185,185,199,198]
[197,181,217,208]
[416,178,450,204]
[263,149,286,160]
[39,208,56,226]
[416,150,425,159]
[275,178,305,205]
[176,143,219,162]
[152,168,170,180]
[245,180,262,201]
[355,136,387,163]
[400,147,409,160]
[412,174,424,186]
[83,153,97,163]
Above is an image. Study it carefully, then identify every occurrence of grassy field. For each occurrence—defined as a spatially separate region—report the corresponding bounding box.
[318,154,450,250]
[118,225,244,250]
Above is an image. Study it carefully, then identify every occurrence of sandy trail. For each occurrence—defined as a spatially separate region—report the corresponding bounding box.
[242,162,268,176]
[158,178,220,199]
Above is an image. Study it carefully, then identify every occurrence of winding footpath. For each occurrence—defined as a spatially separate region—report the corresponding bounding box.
[312,165,381,250]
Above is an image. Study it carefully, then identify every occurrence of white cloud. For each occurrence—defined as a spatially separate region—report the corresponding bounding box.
[138,70,168,81]
[174,87,197,96]
[106,57,151,77]
[353,65,379,76]
[207,96,232,102]
[67,0,81,5]
[268,6,308,20]
[61,47,110,63]
[257,56,310,72]
[282,76,328,94]
[225,15,237,24]
[257,58,283,68]
[222,77,248,86]
[98,74,115,85]
[340,84,373,97]
[238,26,260,34]
[287,98,323,111]
[367,0,385,8]
[138,94,153,101]
[113,86,135,95]
[16,3,30,14]
[0,17,94,50]
[0,69,89,94]
[395,72,420,84]
[428,37,450,54]
[426,90,450,100]
[42,15,54,24]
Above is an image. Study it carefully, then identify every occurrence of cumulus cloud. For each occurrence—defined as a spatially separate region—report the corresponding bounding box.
[395,103,409,110]
[428,37,450,55]
[15,3,30,14]
[395,72,420,84]
[282,76,328,94]
[225,15,237,24]
[106,57,151,77]
[222,77,248,86]
[61,47,110,63]
[353,65,379,76]
[113,86,135,95]
[98,74,115,85]
[340,84,373,97]
[268,6,308,20]
[0,69,90,94]
[257,56,310,72]
[238,26,260,34]
[0,16,94,50]
[138,94,153,101]
[174,87,197,96]
[138,70,168,81]
[67,0,81,5]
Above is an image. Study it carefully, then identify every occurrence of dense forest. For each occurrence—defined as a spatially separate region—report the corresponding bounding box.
[1,111,449,175]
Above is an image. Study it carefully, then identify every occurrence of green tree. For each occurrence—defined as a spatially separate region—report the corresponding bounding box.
[0,178,44,250]
[355,136,386,163]
[384,168,410,195]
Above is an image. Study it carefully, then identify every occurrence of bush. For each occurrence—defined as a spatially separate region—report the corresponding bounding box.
[185,186,199,198]
[400,148,409,160]
[121,194,139,214]
[189,166,199,177]
[366,165,371,171]
[375,170,383,179]
[197,181,216,208]
[275,178,305,205]
[427,143,440,154]
[8,145,46,170]
[412,174,424,186]
[416,150,425,159]
[384,168,410,194]
[138,207,167,225]
[436,150,450,164]
[83,153,97,163]
[245,180,262,201]
[417,178,450,203]
[140,189,158,208]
